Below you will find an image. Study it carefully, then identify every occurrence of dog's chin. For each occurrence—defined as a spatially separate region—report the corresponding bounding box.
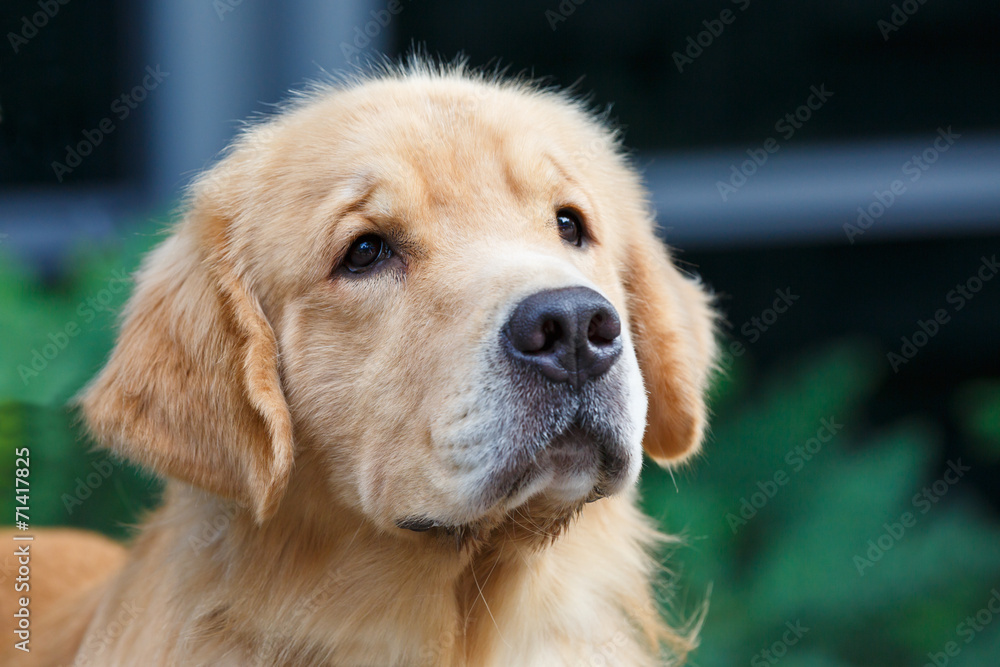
[486,428,631,510]
[489,424,639,506]
[395,426,639,549]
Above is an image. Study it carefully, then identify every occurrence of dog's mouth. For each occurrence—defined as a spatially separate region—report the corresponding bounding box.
[396,422,634,545]
[485,425,622,505]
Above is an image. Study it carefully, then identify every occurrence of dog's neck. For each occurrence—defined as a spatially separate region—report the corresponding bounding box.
[123,465,673,665]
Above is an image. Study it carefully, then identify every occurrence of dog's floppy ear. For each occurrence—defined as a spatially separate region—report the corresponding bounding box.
[78,207,294,523]
[623,218,717,465]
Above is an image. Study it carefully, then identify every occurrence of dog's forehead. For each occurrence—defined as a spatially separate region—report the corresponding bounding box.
[358,148,565,237]
[214,77,625,286]
[348,93,575,203]
[310,84,597,240]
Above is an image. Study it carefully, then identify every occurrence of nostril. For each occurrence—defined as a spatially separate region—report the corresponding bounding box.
[510,317,564,354]
[588,313,607,345]
[587,311,621,346]
[539,319,563,353]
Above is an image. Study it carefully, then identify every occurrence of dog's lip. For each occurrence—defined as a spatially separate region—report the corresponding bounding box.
[395,516,437,532]
[482,423,625,508]
[396,424,628,535]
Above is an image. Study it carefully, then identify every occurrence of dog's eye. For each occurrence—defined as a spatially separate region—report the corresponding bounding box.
[345,234,390,272]
[556,208,584,247]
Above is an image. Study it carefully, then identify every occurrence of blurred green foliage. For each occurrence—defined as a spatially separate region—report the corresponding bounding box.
[953,381,1000,464]
[1,228,998,666]
[0,229,165,538]
[643,343,1000,666]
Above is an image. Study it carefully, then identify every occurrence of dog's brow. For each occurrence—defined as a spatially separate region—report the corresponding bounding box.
[383,222,423,259]
[544,153,579,188]
[340,185,424,260]
[341,174,379,215]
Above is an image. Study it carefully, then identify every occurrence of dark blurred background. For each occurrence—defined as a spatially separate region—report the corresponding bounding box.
[1,1,999,665]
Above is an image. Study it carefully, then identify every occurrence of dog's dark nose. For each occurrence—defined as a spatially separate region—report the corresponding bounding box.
[504,287,622,389]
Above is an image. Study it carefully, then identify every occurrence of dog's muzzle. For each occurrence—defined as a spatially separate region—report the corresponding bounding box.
[397,287,636,536]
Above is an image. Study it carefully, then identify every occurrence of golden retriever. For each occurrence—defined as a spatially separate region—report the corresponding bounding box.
[2,61,716,666]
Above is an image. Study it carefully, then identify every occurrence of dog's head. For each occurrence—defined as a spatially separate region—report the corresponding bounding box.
[80,66,716,539]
